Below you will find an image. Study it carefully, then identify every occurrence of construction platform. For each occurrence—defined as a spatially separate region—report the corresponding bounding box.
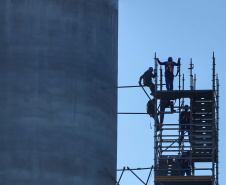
[155,90,214,99]
[155,176,212,185]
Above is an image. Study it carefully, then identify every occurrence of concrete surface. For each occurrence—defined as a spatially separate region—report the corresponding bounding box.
[0,0,118,184]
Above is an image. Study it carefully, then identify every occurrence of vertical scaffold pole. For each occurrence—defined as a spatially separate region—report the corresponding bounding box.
[212,53,216,185]
[179,59,182,154]
[216,74,219,185]
[194,74,196,90]
[190,96,193,175]
[179,74,185,155]
[181,74,185,106]
[154,52,158,185]
[160,66,163,91]
[179,59,181,91]
[213,52,216,91]
[189,59,194,90]
[178,61,181,155]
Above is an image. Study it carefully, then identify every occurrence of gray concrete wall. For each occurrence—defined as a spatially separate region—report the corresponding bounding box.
[0,0,118,184]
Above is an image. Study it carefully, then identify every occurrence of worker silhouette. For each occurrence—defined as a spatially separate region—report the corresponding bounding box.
[157,57,180,90]
[139,67,157,95]
[180,151,194,176]
[159,98,175,126]
[179,105,191,144]
[147,99,160,131]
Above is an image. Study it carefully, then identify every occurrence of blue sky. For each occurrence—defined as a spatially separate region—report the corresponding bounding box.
[117,0,225,184]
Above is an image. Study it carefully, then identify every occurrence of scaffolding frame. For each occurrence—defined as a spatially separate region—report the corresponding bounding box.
[116,53,219,185]
[153,53,219,185]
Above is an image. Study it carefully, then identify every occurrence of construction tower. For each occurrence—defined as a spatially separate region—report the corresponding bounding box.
[154,53,219,185]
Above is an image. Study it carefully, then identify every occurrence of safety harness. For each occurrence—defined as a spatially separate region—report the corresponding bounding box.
[165,62,173,73]
[183,112,190,122]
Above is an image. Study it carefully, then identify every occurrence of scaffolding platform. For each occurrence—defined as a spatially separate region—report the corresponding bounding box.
[155,176,212,185]
[155,90,213,99]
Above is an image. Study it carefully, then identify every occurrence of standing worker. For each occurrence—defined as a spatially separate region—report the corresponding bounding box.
[139,67,157,95]
[179,105,191,144]
[180,151,194,176]
[156,57,180,90]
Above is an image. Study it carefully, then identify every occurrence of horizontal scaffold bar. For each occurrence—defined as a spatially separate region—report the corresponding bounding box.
[157,156,214,160]
[155,176,212,180]
[118,84,165,88]
[118,112,148,114]
[156,168,212,171]
[117,167,152,171]
[117,85,140,88]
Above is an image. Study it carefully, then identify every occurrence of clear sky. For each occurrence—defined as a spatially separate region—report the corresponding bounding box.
[117,0,226,184]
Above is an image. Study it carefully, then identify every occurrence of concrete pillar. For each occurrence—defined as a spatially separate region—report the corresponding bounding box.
[0,0,118,184]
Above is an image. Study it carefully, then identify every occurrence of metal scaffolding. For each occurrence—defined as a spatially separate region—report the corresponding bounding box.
[116,53,219,185]
[154,53,219,185]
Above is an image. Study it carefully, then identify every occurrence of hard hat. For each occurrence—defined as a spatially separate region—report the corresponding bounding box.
[185,105,189,110]
[168,57,173,62]
[149,67,153,71]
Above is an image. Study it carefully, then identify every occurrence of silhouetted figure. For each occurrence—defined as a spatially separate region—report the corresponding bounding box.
[147,99,160,131]
[160,98,175,124]
[157,57,180,90]
[139,67,157,95]
[179,105,191,144]
[180,151,194,176]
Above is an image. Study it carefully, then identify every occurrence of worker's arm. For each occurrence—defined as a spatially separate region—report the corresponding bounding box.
[175,58,181,66]
[152,69,157,78]
[156,58,164,65]
[138,76,143,85]
[179,112,184,122]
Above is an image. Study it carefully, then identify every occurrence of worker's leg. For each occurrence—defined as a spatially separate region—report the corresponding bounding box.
[169,76,174,90]
[186,125,191,142]
[165,77,170,90]
[185,169,191,176]
[180,169,185,176]
[179,124,185,142]
[170,101,175,112]
[180,130,185,142]
[160,106,165,123]
[150,83,155,94]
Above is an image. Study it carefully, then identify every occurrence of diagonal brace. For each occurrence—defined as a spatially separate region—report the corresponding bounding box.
[105,167,126,185]
[105,168,117,183]
[146,165,154,185]
[127,167,146,185]
[117,167,125,184]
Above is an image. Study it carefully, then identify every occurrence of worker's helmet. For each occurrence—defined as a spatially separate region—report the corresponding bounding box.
[168,57,173,62]
[185,105,189,110]
[149,67,153,71]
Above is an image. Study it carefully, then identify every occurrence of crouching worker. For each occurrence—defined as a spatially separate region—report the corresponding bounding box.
[139,67,157,95]
[160,98,175,124]
[147,99,160,131]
